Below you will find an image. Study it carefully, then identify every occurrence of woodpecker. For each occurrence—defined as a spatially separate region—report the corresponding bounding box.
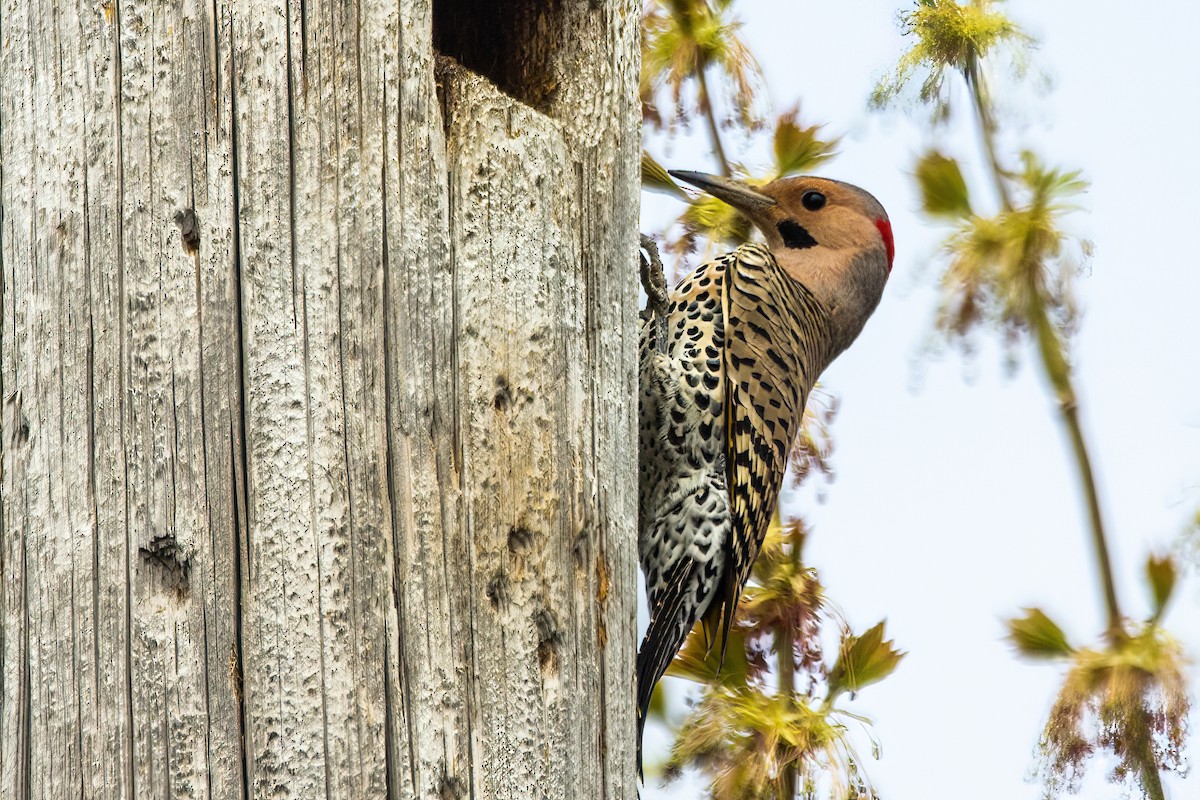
[637,171,893,771]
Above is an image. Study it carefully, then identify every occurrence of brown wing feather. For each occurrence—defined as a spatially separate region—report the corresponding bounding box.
[706,243,832,660]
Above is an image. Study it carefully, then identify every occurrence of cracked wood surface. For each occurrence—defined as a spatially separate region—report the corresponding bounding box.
[0,1,639,798]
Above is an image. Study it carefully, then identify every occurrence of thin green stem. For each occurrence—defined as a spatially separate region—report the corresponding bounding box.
[778,637,796,800]
[696,63,732,177]
[1140,753,1167,800]
[1130,712,1167,800]
[777,533,799,800]
[1030,309,1124,638]
[965,58,1013,213]
[963,56,1124,642]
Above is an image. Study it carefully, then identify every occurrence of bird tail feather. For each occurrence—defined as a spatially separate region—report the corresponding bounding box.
[636,556,720,779]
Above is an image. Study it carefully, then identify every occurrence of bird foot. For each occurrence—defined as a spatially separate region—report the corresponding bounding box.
[638,234,669,322]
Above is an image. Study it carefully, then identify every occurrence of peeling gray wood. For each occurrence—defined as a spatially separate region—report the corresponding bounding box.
[0,1,639,799]
[446,66,589,798]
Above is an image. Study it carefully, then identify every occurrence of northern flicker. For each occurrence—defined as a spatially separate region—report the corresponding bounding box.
[637,171,894,771]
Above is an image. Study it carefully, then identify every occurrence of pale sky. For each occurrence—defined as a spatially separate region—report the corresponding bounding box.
[639,2,1200,798]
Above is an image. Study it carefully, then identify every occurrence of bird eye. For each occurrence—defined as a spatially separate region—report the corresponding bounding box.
[801,191,826,211]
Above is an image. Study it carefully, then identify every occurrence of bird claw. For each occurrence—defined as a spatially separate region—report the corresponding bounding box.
[639,234,669,319]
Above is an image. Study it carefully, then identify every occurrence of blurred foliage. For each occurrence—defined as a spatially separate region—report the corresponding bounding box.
[1006,608,1074,660]
[918,150,1086,358]
[913,151,971,219]
[1035,623,1189,799]
[639,5,900,796]
[662,520,902,800]
[1145,554,1177,624]
[643,151,689,199]
[871,0,1032,122]
[665,687,877,800]
[675,191,756,257]
[878,1,1191,797]
[789,388,837,493]
[773,109,841,178]
[641,0,765,133]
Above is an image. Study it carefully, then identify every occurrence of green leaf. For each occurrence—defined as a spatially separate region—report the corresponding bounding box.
[1006,607,1073,659]
[641,151,688,199]
[1146,553,1177,622]
[1018,151,1088,208]
[665,621,750,688]
[915,151,972,218]
[772,108,838,177]
[827,621,905,698]
[680,193,754,247]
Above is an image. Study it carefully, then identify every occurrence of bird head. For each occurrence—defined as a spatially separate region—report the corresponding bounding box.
[670,170,893,355]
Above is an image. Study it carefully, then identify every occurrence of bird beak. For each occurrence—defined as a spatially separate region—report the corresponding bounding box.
[669,170,777,212]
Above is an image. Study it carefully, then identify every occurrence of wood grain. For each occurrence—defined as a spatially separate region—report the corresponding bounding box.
[0,1,638,798]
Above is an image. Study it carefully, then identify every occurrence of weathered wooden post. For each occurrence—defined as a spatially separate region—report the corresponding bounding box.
[0,1,639,797]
